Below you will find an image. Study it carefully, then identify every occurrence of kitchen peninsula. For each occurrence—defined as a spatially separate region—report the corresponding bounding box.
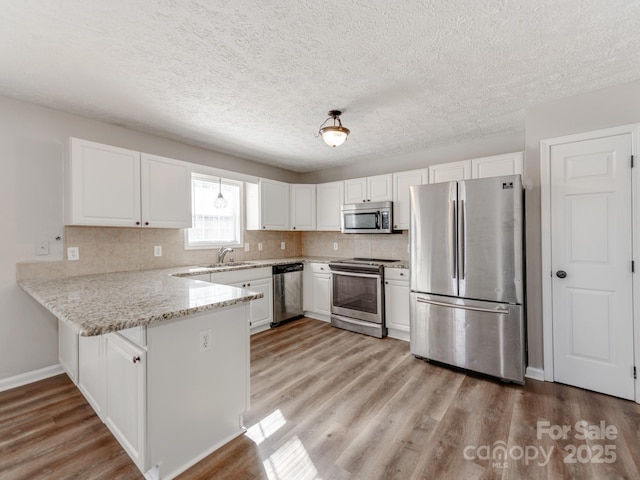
[19,266,263,480]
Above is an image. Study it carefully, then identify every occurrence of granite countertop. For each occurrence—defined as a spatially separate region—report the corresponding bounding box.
[18,256,408,337]
[19,267,264,336]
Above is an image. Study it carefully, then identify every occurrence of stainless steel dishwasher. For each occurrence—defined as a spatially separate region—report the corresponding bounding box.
[271,263,304,327]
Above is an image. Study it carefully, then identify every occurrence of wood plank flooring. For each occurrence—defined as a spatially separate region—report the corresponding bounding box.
[3,317,640,479]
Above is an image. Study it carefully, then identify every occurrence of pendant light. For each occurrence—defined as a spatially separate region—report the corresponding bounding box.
[318,110,350,147]
[214,177,227,209]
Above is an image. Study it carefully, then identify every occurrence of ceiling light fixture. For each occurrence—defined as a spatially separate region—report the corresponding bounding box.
[214,177,227,209]
[318,110,350,147]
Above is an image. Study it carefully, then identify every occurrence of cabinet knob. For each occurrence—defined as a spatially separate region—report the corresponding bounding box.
[362,200,366,202]
[132,355,141,364]
[242,283,246,287]
[293,226,296,230]
[135,221,140,225]
[263,226,266,229]
[247,283,251,287]
[394,225,398,228]
[144,221,149,226]
[367,199,371,202]
[385,281,388,284]
[400,272,405,276]
[320,267,324,271]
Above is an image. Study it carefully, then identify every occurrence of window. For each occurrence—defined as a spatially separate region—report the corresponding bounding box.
[186,174,242,248]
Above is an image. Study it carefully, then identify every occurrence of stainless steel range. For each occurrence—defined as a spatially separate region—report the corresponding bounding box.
[328,258,400,338]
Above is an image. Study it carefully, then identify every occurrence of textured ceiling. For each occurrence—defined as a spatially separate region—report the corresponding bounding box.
[1,1,640,173]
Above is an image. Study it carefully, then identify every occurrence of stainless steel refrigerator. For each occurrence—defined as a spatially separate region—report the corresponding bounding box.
[409,175,525,383]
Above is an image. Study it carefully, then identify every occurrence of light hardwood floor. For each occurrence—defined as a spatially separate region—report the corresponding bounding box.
[2,318,640,479]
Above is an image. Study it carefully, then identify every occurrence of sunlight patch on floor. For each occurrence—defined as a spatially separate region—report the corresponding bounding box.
[263,436,322,480]
[246,409,287,446]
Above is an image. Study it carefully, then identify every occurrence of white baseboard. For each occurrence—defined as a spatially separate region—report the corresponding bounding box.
[0,364,64,392]
[387,328,410,342]
[304,312,330,322]
[525,366,545,381]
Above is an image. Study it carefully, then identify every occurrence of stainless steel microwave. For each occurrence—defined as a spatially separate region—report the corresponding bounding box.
[341,201,394,233]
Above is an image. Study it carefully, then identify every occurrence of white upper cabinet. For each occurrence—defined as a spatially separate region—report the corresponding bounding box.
[140,154,192,228]
[316,181,344,231]
[471,152,524,179]
[65,138,192,228]
[344,174,392,203]
[392,169,428,230]
[290,184,316,231]
[246,178,289,230]
[429,159,472,184]
[66,138,141,227]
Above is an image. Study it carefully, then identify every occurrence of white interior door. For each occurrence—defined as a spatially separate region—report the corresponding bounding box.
[550,133,634,400]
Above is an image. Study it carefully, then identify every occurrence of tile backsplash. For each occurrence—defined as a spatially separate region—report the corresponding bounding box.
[16,226,408,280]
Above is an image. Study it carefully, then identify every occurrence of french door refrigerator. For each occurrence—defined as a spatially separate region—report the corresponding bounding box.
[409,175,525,383]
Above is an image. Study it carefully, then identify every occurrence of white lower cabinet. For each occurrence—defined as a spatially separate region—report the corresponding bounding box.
[67,303,250,479]
[210,267,273,334]
[78,334,106,418]
[58,320,78,384]
[104,333,146,471]
[230,277,272,332]
[303,263,331,321]
[384,267,410,341]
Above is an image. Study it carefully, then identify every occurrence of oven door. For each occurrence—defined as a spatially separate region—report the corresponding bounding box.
[331,270,382,323]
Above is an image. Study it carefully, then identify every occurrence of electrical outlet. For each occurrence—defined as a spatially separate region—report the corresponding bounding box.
[244,242,250,252]
[258,242,263,251]
[333,242,339,251]
[281,242,286,250]
[67,247,79,261]
[199,329,212,352]
[154,245,162,257]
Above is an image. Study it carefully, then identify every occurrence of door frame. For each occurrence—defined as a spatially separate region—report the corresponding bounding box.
[540,123,640,401]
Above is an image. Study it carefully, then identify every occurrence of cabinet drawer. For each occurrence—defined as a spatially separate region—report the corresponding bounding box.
[308,262,330,274]
[385,267,409,281]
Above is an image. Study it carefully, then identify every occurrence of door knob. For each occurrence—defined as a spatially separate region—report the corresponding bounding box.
[556,270,567,279]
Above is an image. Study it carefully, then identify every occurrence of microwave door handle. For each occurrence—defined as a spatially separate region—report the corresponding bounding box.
[376,211,380,229]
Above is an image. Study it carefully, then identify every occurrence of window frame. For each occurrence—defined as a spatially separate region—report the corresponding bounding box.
[184,173,244,250]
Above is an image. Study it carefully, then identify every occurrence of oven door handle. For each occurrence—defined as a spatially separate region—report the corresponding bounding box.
[330,270,381,279]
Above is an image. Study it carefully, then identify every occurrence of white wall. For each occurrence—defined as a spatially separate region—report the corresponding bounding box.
[524,78,640,370]
[0,95,299,382]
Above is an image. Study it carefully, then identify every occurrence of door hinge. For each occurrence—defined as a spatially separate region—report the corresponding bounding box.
[634,366,637,379]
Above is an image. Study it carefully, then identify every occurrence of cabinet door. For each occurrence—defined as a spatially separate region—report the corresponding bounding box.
[429,160,472,184]
[260,179,289,230]
[385,279,410,334]
[316,181,344,231]
[78,334,106,419]
[140,154,192,228]
[392,169,428,230]
[58,320,78,384]
[232,277,273,332]
[290,184,316,231]
[66,138,141,226]
[344,178,367,203]
[367,174,393,202]
[471,152,523,179]
[104,333,146,472]
[312,272,331,316]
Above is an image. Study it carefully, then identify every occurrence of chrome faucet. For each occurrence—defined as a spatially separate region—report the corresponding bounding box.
[217,245,234,264]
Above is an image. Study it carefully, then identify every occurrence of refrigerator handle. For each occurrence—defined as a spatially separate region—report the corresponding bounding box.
[460,199,465,280]
[452,200,457,279]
